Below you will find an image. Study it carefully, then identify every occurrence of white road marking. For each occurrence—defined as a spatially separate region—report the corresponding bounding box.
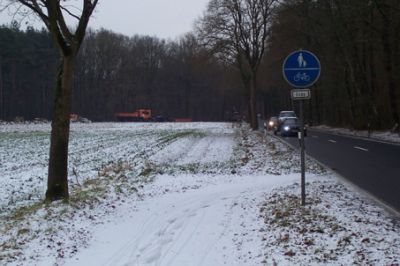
[354,146,369,152]
[328,140,337,143]
[311,135,319,138]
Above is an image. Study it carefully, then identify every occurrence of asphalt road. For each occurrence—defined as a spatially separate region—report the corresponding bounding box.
[277,129,400,212]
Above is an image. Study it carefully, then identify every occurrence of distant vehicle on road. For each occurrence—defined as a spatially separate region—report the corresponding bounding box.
[279,117,307,137]
[278,111,297,122]
[275,111,297,134]
[153,115,168,122]
[265,116,278,131]
[115,108,152,122]
[70,114,91,123]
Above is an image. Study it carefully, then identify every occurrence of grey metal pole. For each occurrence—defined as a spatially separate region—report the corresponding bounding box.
[299,100,306,205]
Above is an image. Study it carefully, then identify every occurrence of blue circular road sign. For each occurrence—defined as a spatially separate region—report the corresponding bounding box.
[282,50,321,88]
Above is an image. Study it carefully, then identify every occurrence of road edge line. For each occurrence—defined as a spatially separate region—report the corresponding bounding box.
[310,127,400,146]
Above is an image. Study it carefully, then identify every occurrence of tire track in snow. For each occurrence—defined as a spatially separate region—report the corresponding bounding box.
[150,133,235,175]
[178,135,234,165]
[67,175,298,266]
[103,195,210,266]
[150,136,204,165]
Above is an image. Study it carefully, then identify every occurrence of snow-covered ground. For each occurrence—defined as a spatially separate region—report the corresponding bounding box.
[0,122,399,265]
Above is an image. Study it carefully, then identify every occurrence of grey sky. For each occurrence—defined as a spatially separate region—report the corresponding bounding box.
[0,0,210,39]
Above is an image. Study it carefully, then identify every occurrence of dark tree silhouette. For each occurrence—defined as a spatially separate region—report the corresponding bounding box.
[1,0,99,201]
[197,0,276,129]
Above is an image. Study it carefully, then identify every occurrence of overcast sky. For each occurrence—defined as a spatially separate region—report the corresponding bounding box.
[0,0,210,39]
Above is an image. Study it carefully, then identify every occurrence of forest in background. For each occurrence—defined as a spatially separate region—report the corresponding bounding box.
[262,0,400,130]
[0,0,399,130]
[0,24,246,122]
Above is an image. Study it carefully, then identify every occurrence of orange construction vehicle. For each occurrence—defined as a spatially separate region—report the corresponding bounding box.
[115,108,152,122]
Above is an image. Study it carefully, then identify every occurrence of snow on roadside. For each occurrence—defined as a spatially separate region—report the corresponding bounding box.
[313,125,400,144]
[260,178,400,265]
[0,122,399,266]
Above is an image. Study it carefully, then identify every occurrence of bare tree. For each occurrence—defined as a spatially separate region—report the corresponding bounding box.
[197,0,276,129]
[1,0,98,201]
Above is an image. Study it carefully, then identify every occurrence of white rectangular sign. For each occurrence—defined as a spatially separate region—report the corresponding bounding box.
[291,89,311,100]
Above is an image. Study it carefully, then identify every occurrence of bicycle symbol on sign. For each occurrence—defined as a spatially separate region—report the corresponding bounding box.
[293,72,310,82]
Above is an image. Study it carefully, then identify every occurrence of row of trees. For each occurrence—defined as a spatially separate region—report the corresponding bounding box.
[73,30,246,121]
[0,24,57,120]
[0,26,246,122]
[260,0,400,130]
[2,0,400,130]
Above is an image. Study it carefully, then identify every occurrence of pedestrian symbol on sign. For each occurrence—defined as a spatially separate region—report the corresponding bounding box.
[297,53,307,68]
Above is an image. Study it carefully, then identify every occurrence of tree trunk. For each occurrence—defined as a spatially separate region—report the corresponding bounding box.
[248,72,258,130]
[46,55,75,201]
[11,61,17,118]
[0,57,3,120]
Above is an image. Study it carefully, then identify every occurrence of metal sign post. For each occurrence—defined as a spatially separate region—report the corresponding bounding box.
[283,50,321,206]
[299,100,306,205]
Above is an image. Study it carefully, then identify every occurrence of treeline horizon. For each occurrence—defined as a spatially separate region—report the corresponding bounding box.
[1,0,400,130]
[0,24,247,122]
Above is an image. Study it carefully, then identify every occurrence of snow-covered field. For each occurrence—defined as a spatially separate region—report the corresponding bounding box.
[0,122,399,265]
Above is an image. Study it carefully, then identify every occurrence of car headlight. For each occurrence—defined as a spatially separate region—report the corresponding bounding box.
[284,126,290,131]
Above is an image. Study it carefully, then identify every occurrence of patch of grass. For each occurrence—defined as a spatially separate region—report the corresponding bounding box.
[71,160,140,204]
[10,202,44,221]
[98,161,132,179]
[115,185,123,194]
[158,130,205,146]
[0,237,24,264]
[156,159,233,176]
[83,177,102,187]
[45,227,56,235]
[71,185,106,204]
[0,237,19,251]
[137,161,158,183]
[139,167,153,177]
[17,228,30,236]
[180,163,200,173]
[0,132,50,141]
[59,207,69,216]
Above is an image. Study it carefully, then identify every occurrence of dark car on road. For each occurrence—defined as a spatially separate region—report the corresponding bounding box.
[274,111,297,134]
[279,117,307,137]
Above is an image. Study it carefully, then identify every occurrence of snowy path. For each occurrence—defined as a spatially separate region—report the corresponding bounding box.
[65,175,297,266]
